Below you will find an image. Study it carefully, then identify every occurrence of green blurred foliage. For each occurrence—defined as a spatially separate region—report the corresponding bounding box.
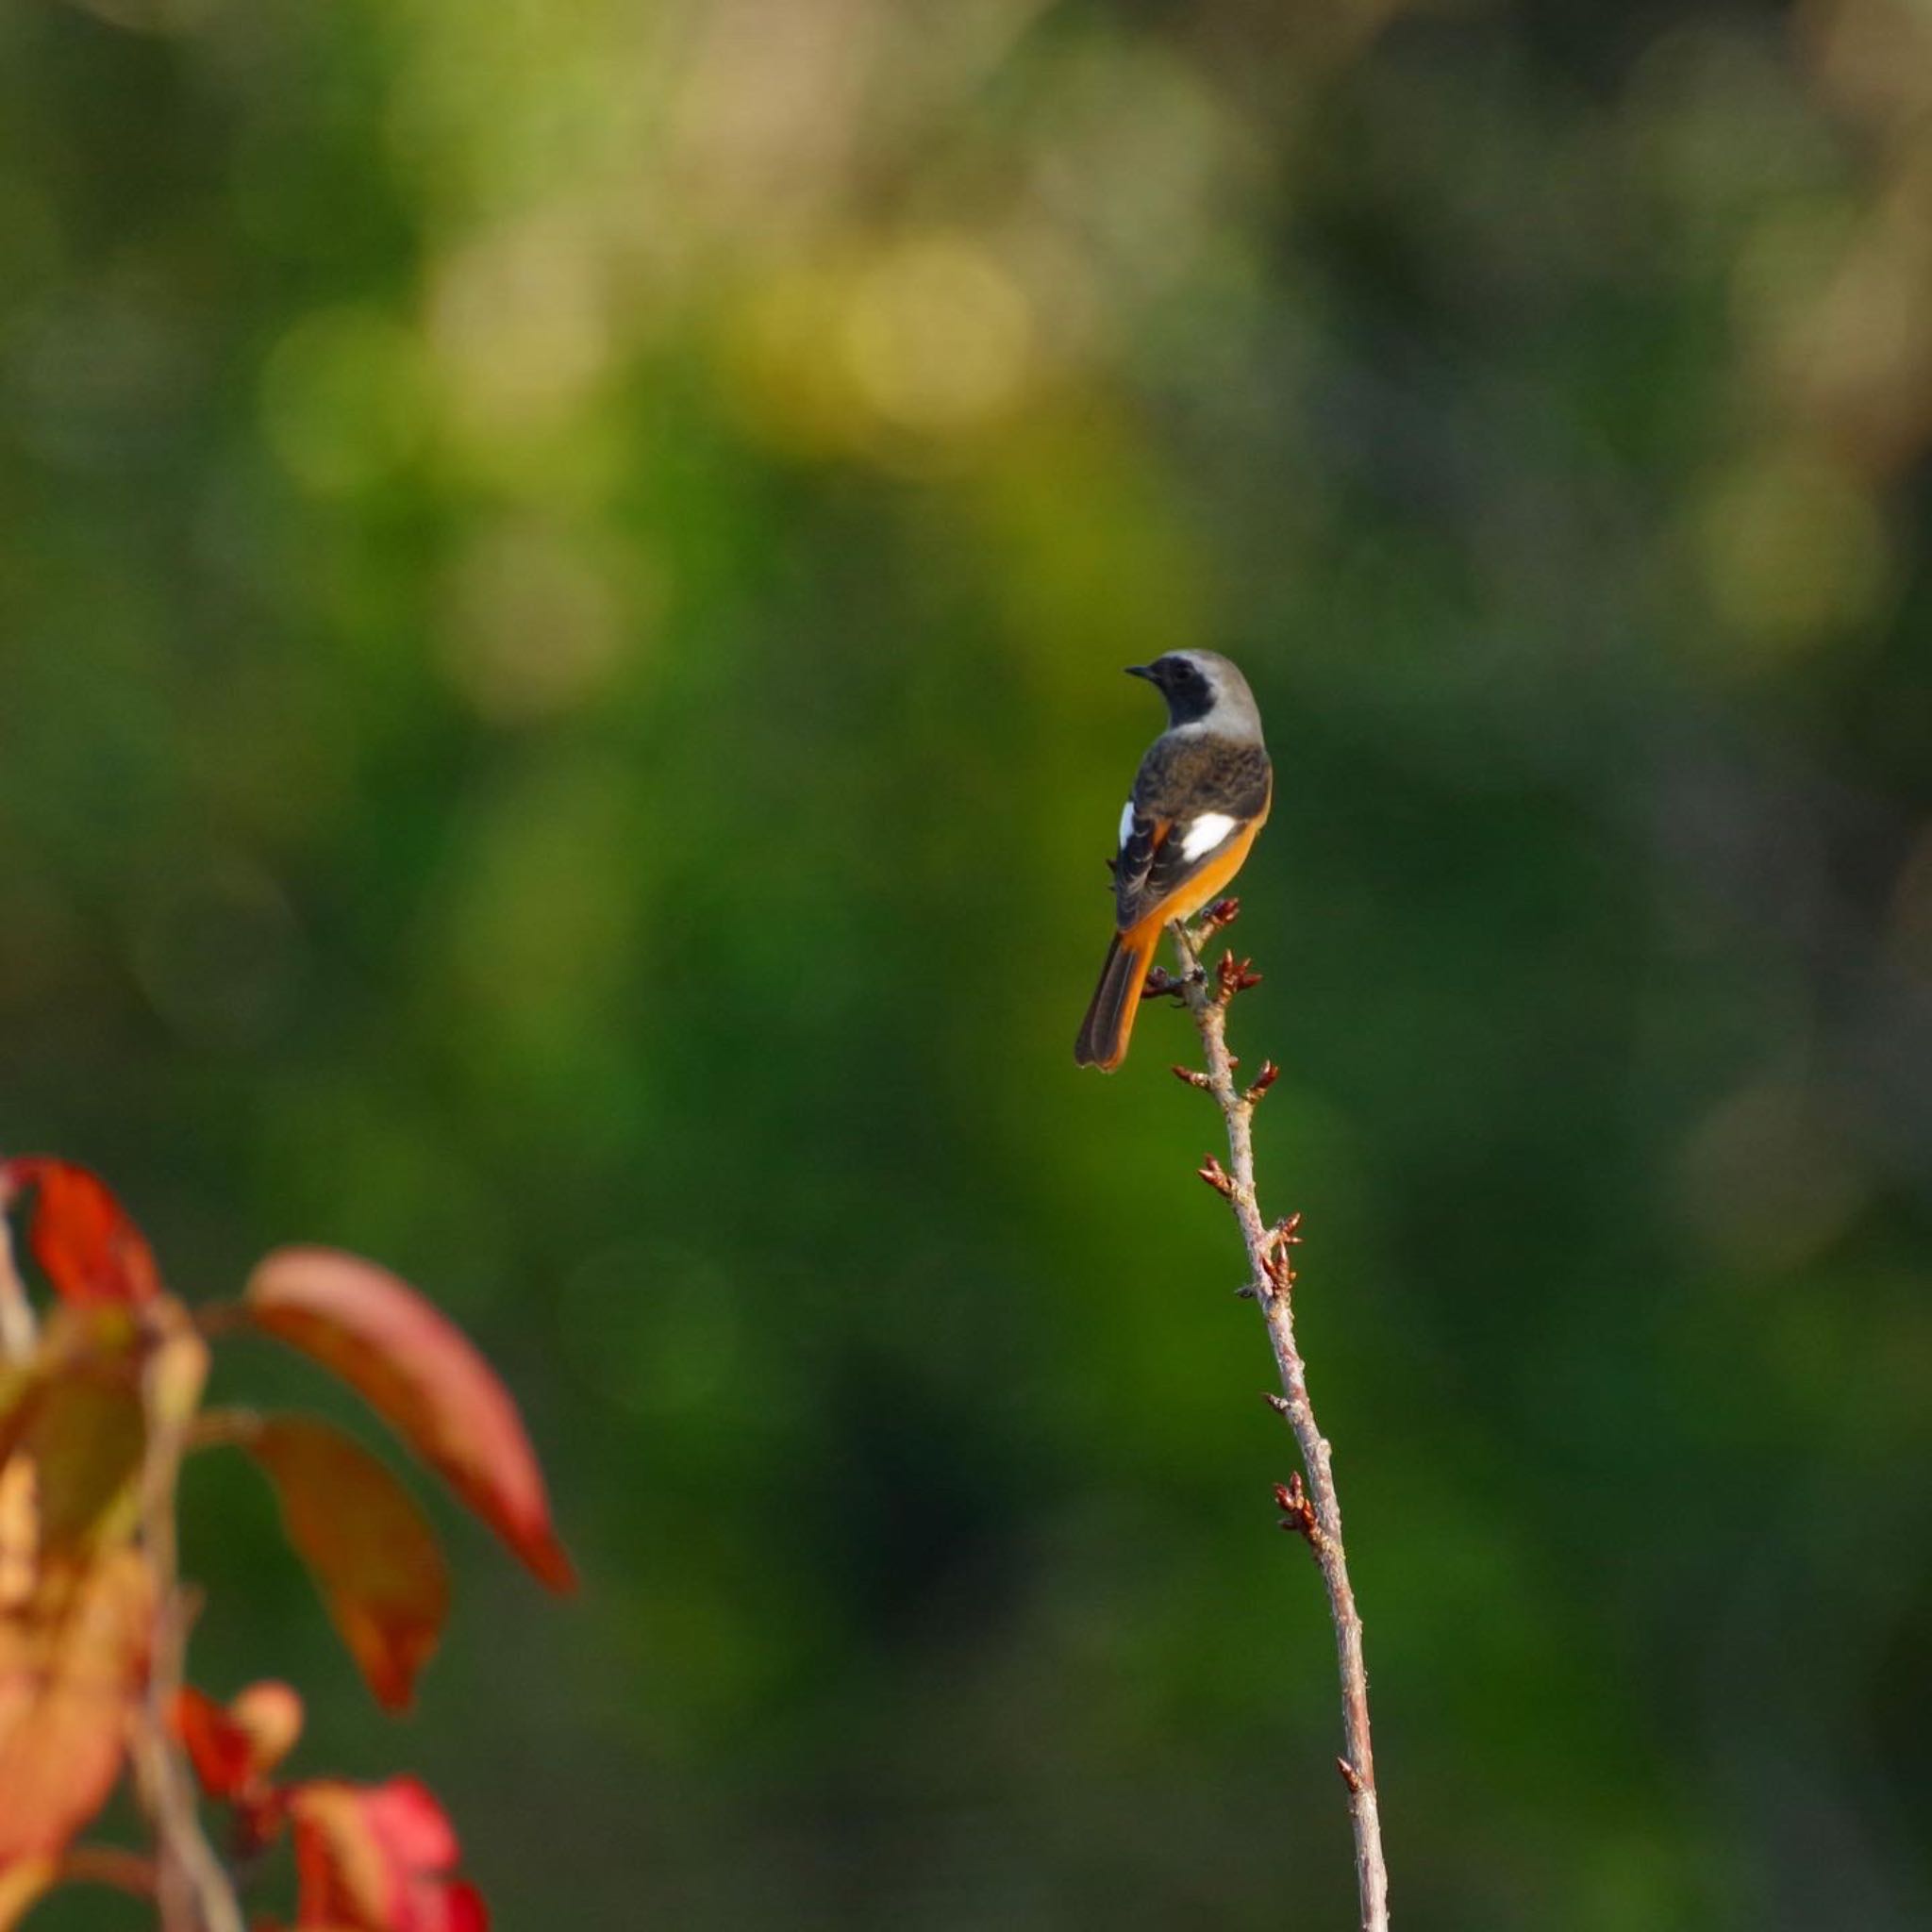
[5,0,1932,1924]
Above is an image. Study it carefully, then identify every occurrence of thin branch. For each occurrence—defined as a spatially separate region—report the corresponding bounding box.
[129,1316,245,1932]
[188,1301,249,1341]
[1163,901,1391,1932]
[0,1206,36,1365]
[58,1844,160,1898]
[184,1407,264,1455]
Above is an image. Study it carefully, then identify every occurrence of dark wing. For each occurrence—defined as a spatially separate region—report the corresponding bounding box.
[1113,737,1272,929]
[1113,810,1174,928]
[1113,809,1244,928]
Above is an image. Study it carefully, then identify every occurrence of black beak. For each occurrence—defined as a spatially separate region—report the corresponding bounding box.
[1124,664,1157,683]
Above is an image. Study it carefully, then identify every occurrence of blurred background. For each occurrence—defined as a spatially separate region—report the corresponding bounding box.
[4,0,1932,1924]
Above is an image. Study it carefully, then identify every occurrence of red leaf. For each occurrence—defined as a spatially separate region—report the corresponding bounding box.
[173,1686,253,1799]
[0,1548,153,1865]
[173,1680,304,1800]
[243,1420,449,1712]
[0,1161,159,1307]
[243,1250,574,1591]
[290,1777,489,1931]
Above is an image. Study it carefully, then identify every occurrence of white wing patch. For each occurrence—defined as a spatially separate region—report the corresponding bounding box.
[1118,800,1136,850]
[1179,812,1239,861]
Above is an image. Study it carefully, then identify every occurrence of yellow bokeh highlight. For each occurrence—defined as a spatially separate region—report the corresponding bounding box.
[717,259,861,458]
[425,213,616,454]
[719,231,1037,459]
[841,236,1033,436]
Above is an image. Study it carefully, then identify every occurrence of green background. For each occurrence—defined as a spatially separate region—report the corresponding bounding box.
[5,0,1932,1924]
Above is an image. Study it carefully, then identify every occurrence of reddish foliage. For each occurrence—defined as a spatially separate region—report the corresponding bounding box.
[244,1249,575,1591]
[0,1159,159,1307]
[175,1685,255,1799]
[0,1163,564,1926]
[175,1680,305,1857]
[174,1681,304,1802]
[290,1778,488,1932]
[245,1420,450,1711]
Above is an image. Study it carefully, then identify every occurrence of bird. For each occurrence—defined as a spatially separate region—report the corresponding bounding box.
[1074,651,1272,1072]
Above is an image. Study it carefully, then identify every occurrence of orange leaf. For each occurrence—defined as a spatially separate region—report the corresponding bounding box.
[0,1548,152,1865]
[0,1858,54,1930]
[243,1250,575,1591]
[244,1419,449,1712]
[0,1461,37,1612]
[0,1161,158,1307]
[229,1679,305,1778]
[289,1777,488,1931]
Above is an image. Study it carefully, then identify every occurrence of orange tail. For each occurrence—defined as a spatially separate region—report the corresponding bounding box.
[1074,926,1158,1071]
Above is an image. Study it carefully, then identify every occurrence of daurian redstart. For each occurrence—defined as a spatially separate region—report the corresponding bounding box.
[1074,652,1272,1071]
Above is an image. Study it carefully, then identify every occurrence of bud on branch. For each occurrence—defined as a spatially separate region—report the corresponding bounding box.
[1158,914,1389,1932]
[1197,1154,1237,1199]
[1274,1472,1324,1552]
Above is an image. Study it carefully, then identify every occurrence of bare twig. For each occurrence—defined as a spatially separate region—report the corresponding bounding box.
[0,1195,36,1365]
[183,1407,264,1456]
[58,1844,160,1898]
[1164,900,1391,1932]
[129,1315,244,1932]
